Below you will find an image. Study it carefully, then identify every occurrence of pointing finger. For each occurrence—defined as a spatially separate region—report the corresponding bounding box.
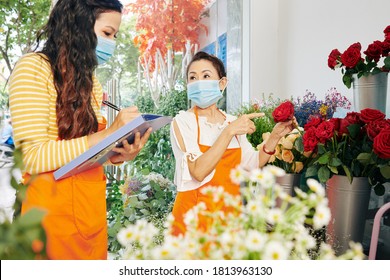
[246,112,265,119]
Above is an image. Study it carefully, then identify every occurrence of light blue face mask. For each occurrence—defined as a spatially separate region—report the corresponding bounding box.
[95,36,116,65]
[187,79,226,109]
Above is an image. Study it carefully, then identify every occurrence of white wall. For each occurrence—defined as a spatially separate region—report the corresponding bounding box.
[251,0,390,115]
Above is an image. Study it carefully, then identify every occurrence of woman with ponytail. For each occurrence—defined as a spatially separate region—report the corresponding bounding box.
[8,0,151,260]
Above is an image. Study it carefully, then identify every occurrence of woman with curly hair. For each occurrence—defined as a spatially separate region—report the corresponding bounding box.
[8,0,151,260]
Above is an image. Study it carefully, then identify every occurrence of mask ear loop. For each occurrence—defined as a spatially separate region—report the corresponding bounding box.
[219,77,228,94]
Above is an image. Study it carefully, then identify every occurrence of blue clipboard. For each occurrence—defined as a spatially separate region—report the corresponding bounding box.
[53,114,172,180]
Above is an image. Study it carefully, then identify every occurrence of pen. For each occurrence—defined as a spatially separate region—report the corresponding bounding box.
[103,100,121,111]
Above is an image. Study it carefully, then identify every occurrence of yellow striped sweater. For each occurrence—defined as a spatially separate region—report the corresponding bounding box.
[9,53,104,175]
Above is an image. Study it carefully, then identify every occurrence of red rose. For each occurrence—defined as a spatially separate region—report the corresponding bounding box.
[304,116,322,130]
[339,112,363,135]
[345,112,363,124]
[328,49,341,69]
[329,118,341,137]
[373,129,390,159]
[364,41,383,63]
[303,127,319,152]
[384,25,390,40]
[367,120,390,140]
[341,43,362,68]
[382,39,390,57]
[315,121,335,143]
[272,101,295,123]
[359,108,386,123]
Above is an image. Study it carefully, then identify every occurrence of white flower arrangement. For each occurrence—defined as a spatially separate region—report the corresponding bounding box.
[116,166,364,260]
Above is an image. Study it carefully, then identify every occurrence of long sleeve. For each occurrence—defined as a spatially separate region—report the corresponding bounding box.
[8,53,103,174]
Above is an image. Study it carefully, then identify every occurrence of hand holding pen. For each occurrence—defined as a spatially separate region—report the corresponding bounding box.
[102,101,152,163]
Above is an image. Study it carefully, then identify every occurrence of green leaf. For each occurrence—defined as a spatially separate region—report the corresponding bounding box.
[328,165,339,174]
[305,166,318,178]
[14,209,45,229]
[137,193,149,200]
[342,165,352,183]
[347,124,361,138]
[343,75,352,89]
[140,209,150,216]
[380,165,390,179]
[317,152,330,164]
[357,152,372,164]
[294,137,304,153]
[317,144,327,155]
[330,157,342,167]
[318,166,331,183]
[384,56,390,69]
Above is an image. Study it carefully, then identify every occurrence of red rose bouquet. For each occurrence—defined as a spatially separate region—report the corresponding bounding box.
[328,25,390,88]
[303,108,390,195]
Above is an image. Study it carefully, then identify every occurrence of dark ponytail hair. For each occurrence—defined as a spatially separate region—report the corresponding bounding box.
[186,51,227,80]
[37,0,122,140]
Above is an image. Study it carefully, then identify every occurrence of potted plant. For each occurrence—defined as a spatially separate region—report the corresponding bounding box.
[327,25,390,89]
[303,108,390,195]
[302,108,390,255]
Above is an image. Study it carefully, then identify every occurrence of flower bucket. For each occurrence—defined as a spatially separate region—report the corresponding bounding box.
[275,173,301,207]
[276,173,301,196]
[352,72,388,114]
[325,175,371,255]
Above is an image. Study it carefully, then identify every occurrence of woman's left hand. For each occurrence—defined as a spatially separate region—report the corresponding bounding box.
[270,117,298,138]
[109,127,152,164]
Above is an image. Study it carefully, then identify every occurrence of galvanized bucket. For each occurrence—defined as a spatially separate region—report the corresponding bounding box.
[275,173,301,208]
[352,72,388,113]
[276,173,301,196]
[326,175,371,255]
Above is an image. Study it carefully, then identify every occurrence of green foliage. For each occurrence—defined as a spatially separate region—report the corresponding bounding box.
[305,130,389,196]
[0,0,51,73]
[156,86,189,117]
[130,86,188,181]
[0,148,47,259]
[107,170,176,256]
[134,92,156,113]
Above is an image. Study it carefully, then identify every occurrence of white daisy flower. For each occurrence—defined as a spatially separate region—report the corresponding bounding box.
[313,203,331,229]
[263,241,290,260]
[245,230,266,251]
[266,208,283,225]
[230,166,249,185]
[307,178,325,196]
[263,165,286,177]
[117,226,136,246]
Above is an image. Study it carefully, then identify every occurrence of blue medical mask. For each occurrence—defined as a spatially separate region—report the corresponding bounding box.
[187,79,226,109]
[95,36,116,65]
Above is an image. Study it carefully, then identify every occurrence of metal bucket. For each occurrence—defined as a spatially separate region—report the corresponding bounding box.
[276,173,301,196]
[352,72,388,113]
[326,175,371,255]
[275,173,301,207]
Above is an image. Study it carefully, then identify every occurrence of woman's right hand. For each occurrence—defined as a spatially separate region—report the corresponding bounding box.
[226,112,265,136]
[107,106,140,134]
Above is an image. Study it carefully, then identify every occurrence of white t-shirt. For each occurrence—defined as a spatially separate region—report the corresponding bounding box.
[170,110,259,192]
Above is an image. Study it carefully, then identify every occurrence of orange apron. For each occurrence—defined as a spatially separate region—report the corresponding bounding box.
[21,119,108,260]
[172,107,241,235]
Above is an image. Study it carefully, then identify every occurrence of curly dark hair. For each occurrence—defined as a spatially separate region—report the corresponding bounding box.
[186,51,227,80]
[36,0,123,140]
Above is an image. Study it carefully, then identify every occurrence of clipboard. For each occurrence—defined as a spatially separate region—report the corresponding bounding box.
[53,114,172,180]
